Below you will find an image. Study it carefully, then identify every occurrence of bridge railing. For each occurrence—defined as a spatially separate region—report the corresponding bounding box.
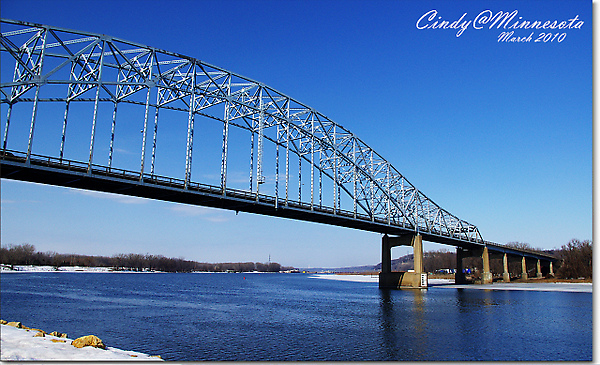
[10,149,560,257]
[1,149,379,222]
[483,240,556,260]
[2,148,556,260]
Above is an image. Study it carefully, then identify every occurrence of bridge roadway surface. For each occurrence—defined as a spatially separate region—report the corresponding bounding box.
[0,151,556,263]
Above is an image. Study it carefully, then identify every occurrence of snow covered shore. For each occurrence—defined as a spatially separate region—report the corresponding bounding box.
[436,281,593,293]
[309,273,452,285]
[310,273,380,283]
[0,324,163,361]
[311,273,592,292]
[1,264,145,273]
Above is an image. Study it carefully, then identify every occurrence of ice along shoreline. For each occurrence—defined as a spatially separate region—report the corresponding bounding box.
[310,273,592,293]
[2,265,591,293]
[0,264,157,273]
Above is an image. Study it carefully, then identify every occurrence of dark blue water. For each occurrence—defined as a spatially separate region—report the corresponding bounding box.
[0,273,592,361]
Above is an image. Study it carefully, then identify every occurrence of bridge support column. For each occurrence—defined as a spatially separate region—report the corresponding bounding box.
[521,256,528,280]
[549,261,554,277]
[379,234,427,289]
[536,259,543,278]
[381,235,392,274]
[481,246,492,284]
[413,234,423,274]
[455,247,467,284]
[502,253,510,282]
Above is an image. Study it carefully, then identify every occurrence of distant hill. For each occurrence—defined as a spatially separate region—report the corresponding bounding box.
[301,253,415,273]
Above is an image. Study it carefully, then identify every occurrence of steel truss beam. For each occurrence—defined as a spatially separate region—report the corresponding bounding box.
[0,18,483,244]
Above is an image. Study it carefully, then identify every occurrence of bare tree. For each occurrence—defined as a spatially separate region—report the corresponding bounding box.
[556,239,592,279]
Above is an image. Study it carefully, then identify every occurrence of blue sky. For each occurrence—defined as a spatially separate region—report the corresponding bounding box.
[0,0,592,268]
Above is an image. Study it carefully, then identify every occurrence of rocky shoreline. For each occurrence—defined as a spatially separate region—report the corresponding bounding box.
[0,320,163,361]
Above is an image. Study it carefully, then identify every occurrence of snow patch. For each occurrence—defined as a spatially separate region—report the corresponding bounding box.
[0,325,163,361]
[436,282,592,293]
[0,265,161,273]
[310,274,592,292]
[310,273,379,283]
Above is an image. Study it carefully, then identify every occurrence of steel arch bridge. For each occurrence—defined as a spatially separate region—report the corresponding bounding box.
[0,19,556,267]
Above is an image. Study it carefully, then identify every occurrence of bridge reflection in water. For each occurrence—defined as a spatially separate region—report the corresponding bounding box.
[376,287,591,361]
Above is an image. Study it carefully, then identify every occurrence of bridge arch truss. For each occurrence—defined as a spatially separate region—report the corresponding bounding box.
[1,19,483,244]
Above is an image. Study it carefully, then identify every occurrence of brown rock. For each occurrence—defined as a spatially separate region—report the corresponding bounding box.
[34,331,45,337]
[71,335,106,350]
[6,322,22,328]
[49,331,67,338]
[0,320,7,325]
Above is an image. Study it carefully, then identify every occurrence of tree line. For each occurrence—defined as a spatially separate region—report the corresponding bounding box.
[0,244,292,273]
[422,239,592,279]
[554,239,592,279]
[1,239,591,278]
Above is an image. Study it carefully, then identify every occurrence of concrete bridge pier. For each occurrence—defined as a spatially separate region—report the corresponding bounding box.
[379,234,427,289]
[455,246,492,284]
[536,259,543,278]
[502,253,510,282]
[521,256,528,280]
[455,247,467,284]
[481,246,493,284]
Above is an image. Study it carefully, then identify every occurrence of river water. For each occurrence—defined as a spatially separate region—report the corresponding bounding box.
[0,272,592,361]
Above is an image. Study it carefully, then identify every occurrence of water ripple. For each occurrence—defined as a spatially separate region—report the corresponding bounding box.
[1,273,592,361]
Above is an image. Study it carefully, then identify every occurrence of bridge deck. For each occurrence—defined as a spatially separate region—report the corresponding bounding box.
[0,151,556,262]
